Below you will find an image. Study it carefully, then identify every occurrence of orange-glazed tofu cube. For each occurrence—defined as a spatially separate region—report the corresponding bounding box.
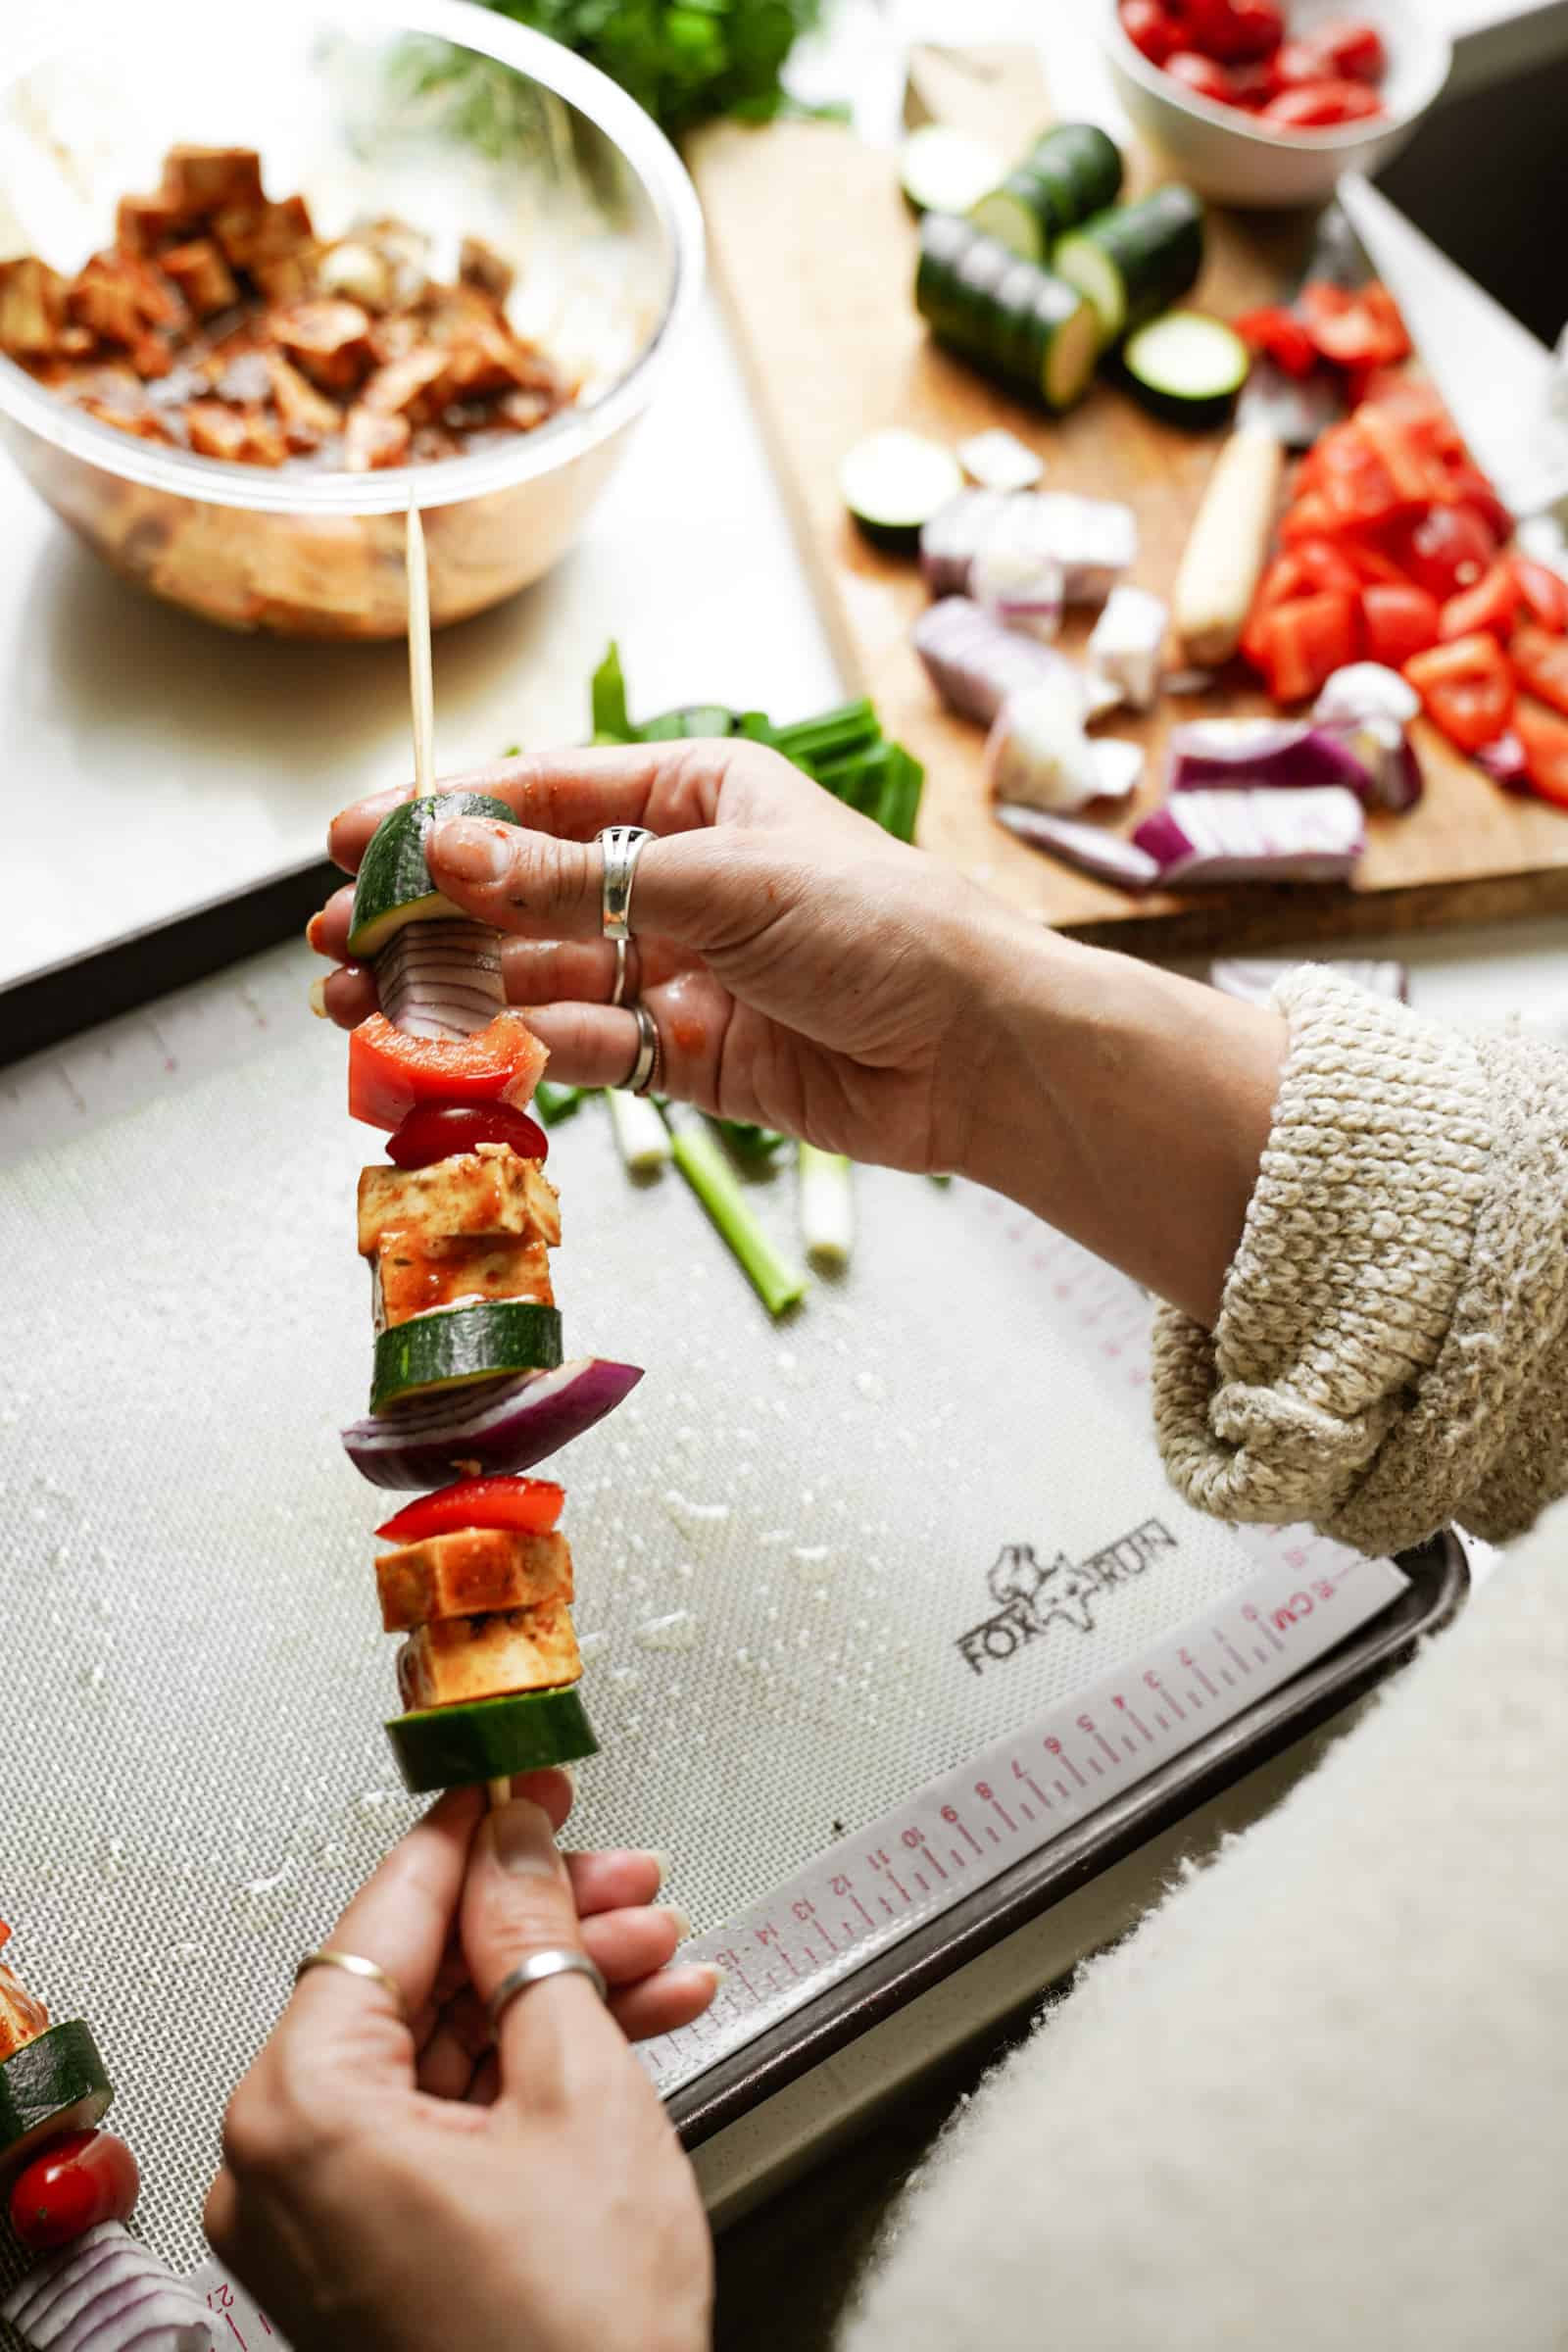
[267,350,341,443]
[158,238,239,318]
[373,1233,554,1330]
[376,1528,572,1634]
[162,146,266,218]
[270,297,375,392]
[0,258,70,358]
[361,345,451,419]
[0,1941,49,2063]
[357,1146,560,1256]
[184,401,251,462]
[396,1606,581,1709]
[344,404,412,471]
[68,251,184,346]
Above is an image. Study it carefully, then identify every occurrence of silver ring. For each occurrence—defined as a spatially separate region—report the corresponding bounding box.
[294,1949,410,2027]
[487,1948,608,2040]
[596,825,655,944]
[622,1003,662,1099]
[610,937,631,1008]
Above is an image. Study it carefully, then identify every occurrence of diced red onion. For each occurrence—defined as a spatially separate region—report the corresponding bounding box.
[983,677,1102,810]
[1134,787,1365,885]
[1210,957,1407,1006]
[1474,731,1532,792]
[1318,713,1425,811]
[1,2226,211,2351]
[376,918,506,1041]
[969,542,1064,640]
[341,1356,644,1490]
[1167,718,1373,798]
[919,491,1014,596]
[912,598,1080,725]
[995,803,1160,889]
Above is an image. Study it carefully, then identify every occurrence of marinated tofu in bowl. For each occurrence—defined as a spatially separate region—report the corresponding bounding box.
[0,0,703,637]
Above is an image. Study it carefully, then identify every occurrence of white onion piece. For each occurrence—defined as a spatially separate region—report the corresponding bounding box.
[912,599,1080,725]
[1087,585,1167,712]
[1134,787,1365,885]
[970,542,1064,640]
[1312,662,1420,728]
[1210,956,1407,1006]
[1083,671,1125,721]
[1093,739,1145,801]
[996,805,1159,889]
[984,676,1102,810]
[957,427,1044,493]
[376,918,506,1041]
[1009,493,1138,604]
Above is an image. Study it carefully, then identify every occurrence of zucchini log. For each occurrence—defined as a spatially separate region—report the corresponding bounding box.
[1054,183,1205,349]
[915,214,1100,415]
[967,122,1124,265]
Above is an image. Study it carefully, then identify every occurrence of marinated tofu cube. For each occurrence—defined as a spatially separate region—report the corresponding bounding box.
[214,194,316,278]
[163,145,266,219]
[376,1528,572,1633]
[158,237,239,318]
[344,404,412,471]
[78,387,175,443]
[374,1233,555,1330]
[396,1606,581,1709]
[459,234,514,303]
[362,345,452,419]
[497,387,554,433]
[0,1954,49,2063]
[358,1146,561,1256]
[184,401,251,462]
[117,190,197,255]
[0,258,70,358]
[239,410,288,467]
[271,297,375,392]
[68,251,185,347]
[316,238,396,312]
[129,334,175,381]
[267,349,341,443]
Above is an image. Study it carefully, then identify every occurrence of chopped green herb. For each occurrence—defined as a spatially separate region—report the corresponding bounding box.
[533,1081,591,1127]
[461,0,829,138]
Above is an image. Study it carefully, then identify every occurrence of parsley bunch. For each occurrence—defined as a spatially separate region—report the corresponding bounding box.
[474,0,825,135]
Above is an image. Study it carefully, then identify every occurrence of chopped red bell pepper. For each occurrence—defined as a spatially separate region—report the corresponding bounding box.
[1299,282,1410,372]
[1439,561,1518,645]
[1511,622,1568,718]
[1515,701,1568,808]
[348,1011,549,1134]
[386,1102,550,1170]
[1248,590,1359,704]
[1234,304,1318,378]
[374,1475,566,1544]
[1404,633,1516,755]
[1383,502,1498,602]
[1436,465,1513,544]
[1511,558,1568,635]
[1314,419,1405,527]
[1361,582,1442,668]
[1289,537,1365,597]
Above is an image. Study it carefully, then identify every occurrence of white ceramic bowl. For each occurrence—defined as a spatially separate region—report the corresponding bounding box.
[1098,0,1452,209]
[0,0,704,638]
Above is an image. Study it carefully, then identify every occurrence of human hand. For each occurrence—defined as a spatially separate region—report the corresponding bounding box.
[205,1772,715,2352]
[310,739,1034,1175]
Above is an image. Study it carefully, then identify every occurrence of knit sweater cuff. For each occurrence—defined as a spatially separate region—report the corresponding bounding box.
[1152,967,1494,1556]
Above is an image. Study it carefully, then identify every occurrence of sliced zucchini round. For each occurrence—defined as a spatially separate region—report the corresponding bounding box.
[1121,311,1250,428]
[900,124,1004,219]
[371,1300,564,1414]
[1054,184,1204,350]
[968,170,1054,266]
[386,1685,599,1792]
[0,2022,113,2177]
[841,430,964,550]
[1020,123,1124,225]
[349,792,520,961]
[1035,284,1102,413]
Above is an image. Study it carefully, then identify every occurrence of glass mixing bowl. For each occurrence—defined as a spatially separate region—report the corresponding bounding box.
[0,0,703,637]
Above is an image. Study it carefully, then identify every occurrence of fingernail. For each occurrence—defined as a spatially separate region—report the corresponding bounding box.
[307,976,328,1020]
[431,817,514,884]
[305,909,328,953]
[641,1849,670,1888]
[697,1963,727,1993]
[488,1798,558,1879]
[662,1906,694,1943]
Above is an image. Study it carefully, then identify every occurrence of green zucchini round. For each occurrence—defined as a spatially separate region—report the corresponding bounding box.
[348,792,520,961]
[900,124,1004,219]
[1020,123,1124,225]
[1054,184,1205,349]
[0,2021,114,2176]
[371,1301,564,1414]
[1121,310,1250,428]
[841,431,965,550]
[968,169,1054,266]
[386,1685,599,1792]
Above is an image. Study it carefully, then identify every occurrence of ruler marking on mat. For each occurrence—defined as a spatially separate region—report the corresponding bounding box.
[637,1545,1409,2102]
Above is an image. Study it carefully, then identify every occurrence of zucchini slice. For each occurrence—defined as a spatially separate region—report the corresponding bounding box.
[899,124,1004,218]
[371,1300,564,1414]
[966,123,1125,264]
[348,792,520,961]
[386,1685,598,1792]
[1122,311,1250,428]
[1054,184,1205,349]
[0,2022,113,2177]
[841,430,964,550]
[968,170,1054,266]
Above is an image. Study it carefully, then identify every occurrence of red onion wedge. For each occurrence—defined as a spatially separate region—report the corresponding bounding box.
[0,2224,212,2351]
[1474,731,1532,793]
[995,804,1160,890]
[342,1355,644,1491]
[919,491,1014,597]
[969,542,1064,640]
[1210,957,1407,1007]
[912,599,1081,726]
[1134,787,1365,885]
[375,918,506,1043]
[1166,718,1374,799]
[1311,665,1425,812]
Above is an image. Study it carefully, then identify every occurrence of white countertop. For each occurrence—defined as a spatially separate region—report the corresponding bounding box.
[3,0,1566,1010]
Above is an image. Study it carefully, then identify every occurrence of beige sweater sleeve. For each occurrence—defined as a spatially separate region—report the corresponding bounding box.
[1152,966,1568,1556]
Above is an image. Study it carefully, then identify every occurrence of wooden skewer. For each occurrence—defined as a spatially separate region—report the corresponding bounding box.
[406,489,435,797]
[488,1777,511,1811]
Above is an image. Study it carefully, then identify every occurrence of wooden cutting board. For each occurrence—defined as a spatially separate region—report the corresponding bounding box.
[687,46,1568,954]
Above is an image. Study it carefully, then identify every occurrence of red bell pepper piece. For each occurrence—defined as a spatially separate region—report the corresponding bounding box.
[1439,561,1519,645]
[1435,465,1513,544]
[1515,701,1568,808]
[1315,419,1403,527]
[1511,558,1568,635]
[348,1011,549,1134]
[374,1475,566,1544]
[1249,591,1359,704]
[1361,582,1442,668]
[1510,622,1568,718]
[1404,633,1516,754]
[1383,502,1498,602]
[1299,282,1410,371]
[1234,304,1318,378]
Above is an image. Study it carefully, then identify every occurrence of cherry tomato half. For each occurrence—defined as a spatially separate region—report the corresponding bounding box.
[1308,16,1387,81]
[385,1101,549,1170]
[9,2131,140,2253]
[1263,79,1383,126]
[1119,0,1180,66]
[1181,0,1284,61]
[1163,48,1239,103]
